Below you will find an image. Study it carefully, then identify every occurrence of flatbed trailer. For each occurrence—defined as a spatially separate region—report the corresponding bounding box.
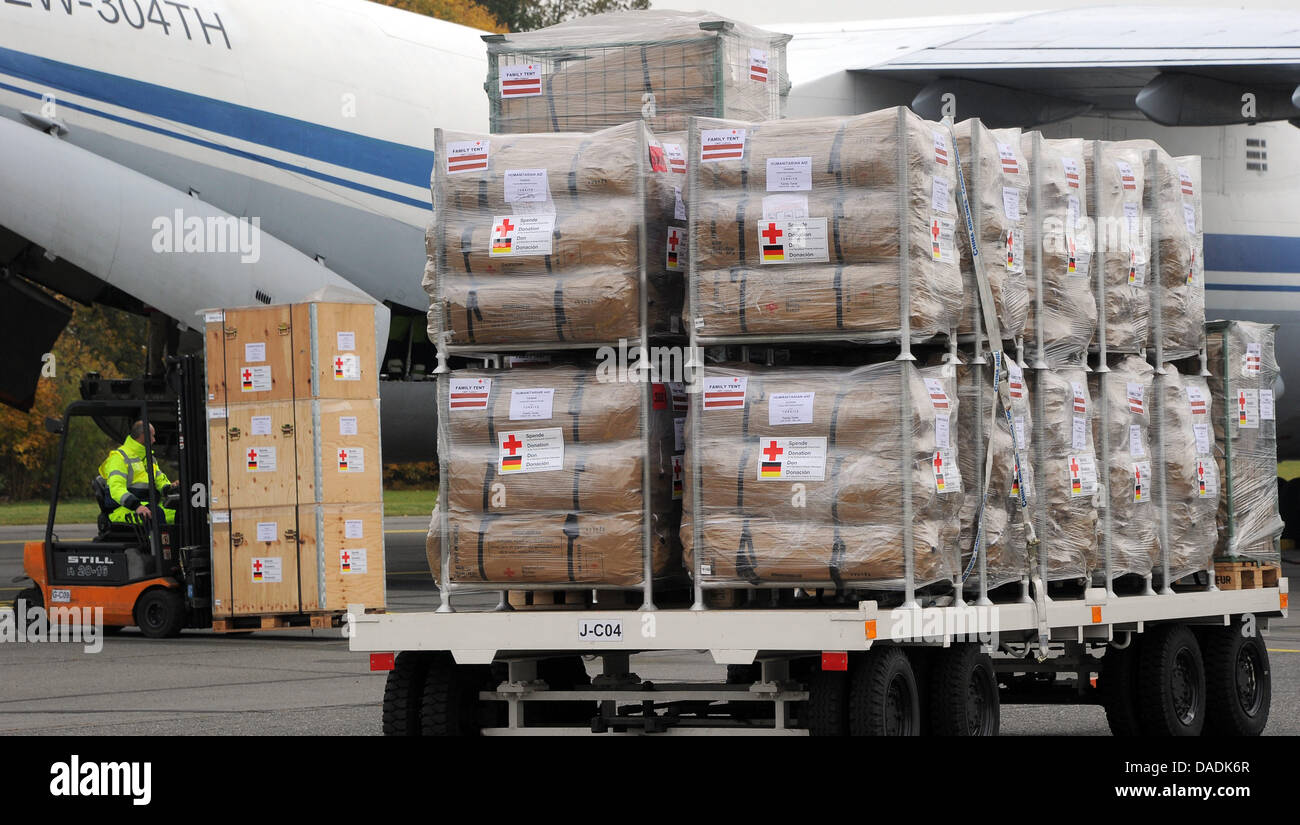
[348,578,1288,735]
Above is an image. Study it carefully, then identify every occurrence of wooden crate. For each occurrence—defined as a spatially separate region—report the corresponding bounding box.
[210,510,233,618]
[295,398,383,505]
[207,305,296,406]
[296,502,386,612]
[1215,561,1282,591]
[292,301,378,400]
[226,505,303,615]
[219,401,300,509]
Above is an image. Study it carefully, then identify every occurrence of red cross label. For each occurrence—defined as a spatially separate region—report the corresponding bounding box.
[240,365,269,393]
[672,454,684,500]
[489,213,554,257]
[933,452,946,492]
[756,437,827,481]
[337,447,363,473]
[763,440,784,462]
[762,223,783,245]
[666,227,683,271]
[498,428,563,474]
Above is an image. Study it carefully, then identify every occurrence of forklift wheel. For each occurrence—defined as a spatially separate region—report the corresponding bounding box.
[134,589,185,638]
[14,587,42,615]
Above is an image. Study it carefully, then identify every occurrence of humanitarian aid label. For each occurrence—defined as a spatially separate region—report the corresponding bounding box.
[673,417,686,451]
[935,413,951,450]
[1193,422,1210,456]
[345,519,364,539]
[250,415,272,436]
[703,376,746,410]
[251,557,282,583]
[489,214,555,257]
[766,156,812,191]
[758,218,829,264]
[337,447,364,473]
[256,522,277,543]
[244,342,265,363]
[446,140,489,174]
[449,377,491,411]
[1261,389,1275,420]
[504,169,550,203]
[700,128,746,162]
[337,331,355,351]
[666,226,684,271]
[674,186,686,220]
[339,416,358,436]
[1014,416,1027,451]
[932,449,961,493]
[1002,186,1020,222]
[240,365,271,392]
[1236,388,1259,430]
[1067,454,1098,497]
[756,437,827,482]
[333,353,360,381]
[1183,203,1197,234]
[208,405,227,420]
[498,428,563,474]
[509,388,555,421]
[1005,226,1023,272]
[761,194,809,221]
[340,548,367,574]
[245,446,276,472]
[1129,425,1145,458]
[1072,416,1088,450]
[1133,462,1151,503]
[930,216,956,263]
[931,177,950,213]
[769,392,815,426]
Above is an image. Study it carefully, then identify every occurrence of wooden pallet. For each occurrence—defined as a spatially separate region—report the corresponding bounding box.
[1214,562,1281,591]
[211,612,345,632]
[506,589,637,611]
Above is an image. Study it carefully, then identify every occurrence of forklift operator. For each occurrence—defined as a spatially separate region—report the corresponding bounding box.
[97,420,176,525]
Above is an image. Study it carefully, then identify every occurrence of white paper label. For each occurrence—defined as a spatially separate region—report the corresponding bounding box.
[923,378,951,412]
[757,218,829,264]
[504,168,550,203]
[1196,458,1218,498]
[1126,382,1144,415]
[748,48,768,82]
[345,519,364,539]
[1133,462,1151,503]
[997,142,1019,174]
[1193,422,1210,456]
[935,413,951,450]
[244,446,276,472]
[931,177,950,213]
[499,63,542,97]
[239,365,271,392]
[766,156,812,192]
[339,416,358,436]
[509,388,555,421]
[340,548,367,574]
[673,417,686,452]
[1063,157,1081,188]
[337,331,355,352]
[489,213,555,257]
[333,353,360,381]
[337,447,364,473]
[256,521,277,543]
[700,128,746,163]
[1072,416,1088,450]
[664,142,686,174]
[1070,382,1088,416]
[932,449,961,493]
[666,226,684,271]
[498,428,563,474]
[208,406,227,420]
[1129,424,1145,458]
[768,392,815,426]
[933,131,949,166]
[1067,454,1098,497]
[1244,343,1262,375]
[1008,362,1025,400]
[251,557,282,583]
[1186,386,1208,416]
[1261,389,1275,420]
[1014,416,1027,451]
[1002,186,1020,222]
[671,453,684,501]
[50,588,71,604]
[204,311,224,324]
[211,511,230,524]
[703,376,746,410]
[449,377,491,411]
[761,193,809,221]
[756,437,827,482]
[1178,166,1194,196]
[1236,388,1259,429]
[577,618,623,642]
[244,342,265,363]
[446,139,489,174]
[1116,160,1137,190]
[250,415,272,436]
[673,186,686,220]
[1183,202,1197,234]
[930,216,956,263]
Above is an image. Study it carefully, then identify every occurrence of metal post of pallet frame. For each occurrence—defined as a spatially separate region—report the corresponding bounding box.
[687,119,707,612]
[637,123,657,611]
[1016,340,1034,604]
[1031,132,1048,371]
[432,127,450,376]
[1146,149,1173,594]
[1092,140,1114,597]
[896,107,917,609]
[436,375,454,612]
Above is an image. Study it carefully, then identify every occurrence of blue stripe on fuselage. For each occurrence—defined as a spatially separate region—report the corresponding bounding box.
[0,44,435,193]
[1205,233,1300,275]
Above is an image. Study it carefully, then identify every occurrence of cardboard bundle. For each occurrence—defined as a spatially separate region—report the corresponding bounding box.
[486,10,789,134]
[957,357,1034,590]
[1156,367,1218,583]
[1206,321,1283,563]
[687,108,964,341]
[1085,141,1149,352]
[1089,356,1159,578]
[431,366,680,586]
[1020,134,1097,367]
[426,121,680,348]
[1030,367,1099,580]
[681,361,962,588]
[1150,152,1205,359]
[953,120,1030,340]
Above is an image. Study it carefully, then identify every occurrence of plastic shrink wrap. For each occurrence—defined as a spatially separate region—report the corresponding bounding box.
[953,120,1030,341]
[1157,368,1219,583]
[426,121,681,348]
[1084,141,1149,352]
[1206,320,1283,564]
[1030,367,1099,580]
[1089,356,1159,578]
[1020,134,1096,366]
[429,366,680,586]
[485,11,789,134]
[681,361,962,587]
[688,108,964,341]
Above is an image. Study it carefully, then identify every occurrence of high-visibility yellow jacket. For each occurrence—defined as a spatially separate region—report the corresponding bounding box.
[97,436,175,524]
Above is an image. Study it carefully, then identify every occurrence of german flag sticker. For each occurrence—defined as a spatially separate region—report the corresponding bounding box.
[760,462,782,478]
[762,244,784,262]
[501,455,522,471]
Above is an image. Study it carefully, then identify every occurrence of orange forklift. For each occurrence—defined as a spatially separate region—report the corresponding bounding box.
[14,355,213,637]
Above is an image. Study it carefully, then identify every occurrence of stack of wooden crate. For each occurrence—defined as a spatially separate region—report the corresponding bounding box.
[204,301,385,627]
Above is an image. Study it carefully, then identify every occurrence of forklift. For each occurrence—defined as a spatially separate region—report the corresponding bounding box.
[13,354,214,638]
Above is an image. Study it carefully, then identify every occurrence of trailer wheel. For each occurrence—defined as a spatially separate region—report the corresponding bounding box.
[1202,623,1270,736]
[534,656,594,725]
[421,657,491,736]
[1099,636,1143,736]
[382,652,429,736]
[849,647,920,736]
[806,670,849,736]
[133,588,185,638]
[726,664,761,685]
[928,645,999,736]
[1138,624,1206,736]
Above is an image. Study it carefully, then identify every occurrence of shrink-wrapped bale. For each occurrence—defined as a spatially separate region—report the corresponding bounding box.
[1135,146,1205,358]
[1156,368,1218,582]
[1085,141,1149,352]
[1030,367,1099,580]
[432,366,680,586]
[486,11,789,134]
[426,121,680,347]
[1020,134,1096,366]
[957,356,1033,590]
[687,108,964,341]
[681,361,962,588]
[953,120,1030,340]
[1206,321,1283,563]
[1089,356,1159,579]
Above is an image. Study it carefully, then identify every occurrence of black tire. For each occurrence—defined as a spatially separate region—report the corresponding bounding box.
[1280,477,1300,541]
[101,626,124,636]
[421,657,491,736]
[726,664,761,685]
[928,644,1000,736]
[906,647,939,736]
[133,588,185,638]
[1099,636,1144,736]
[849,647,920,736]
[381,652,428,736]
[805,669,849,736]
[14,587,42,615]
[1202,622,1271,736]
[1138,624,1206,736]
[534,656,594,725]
